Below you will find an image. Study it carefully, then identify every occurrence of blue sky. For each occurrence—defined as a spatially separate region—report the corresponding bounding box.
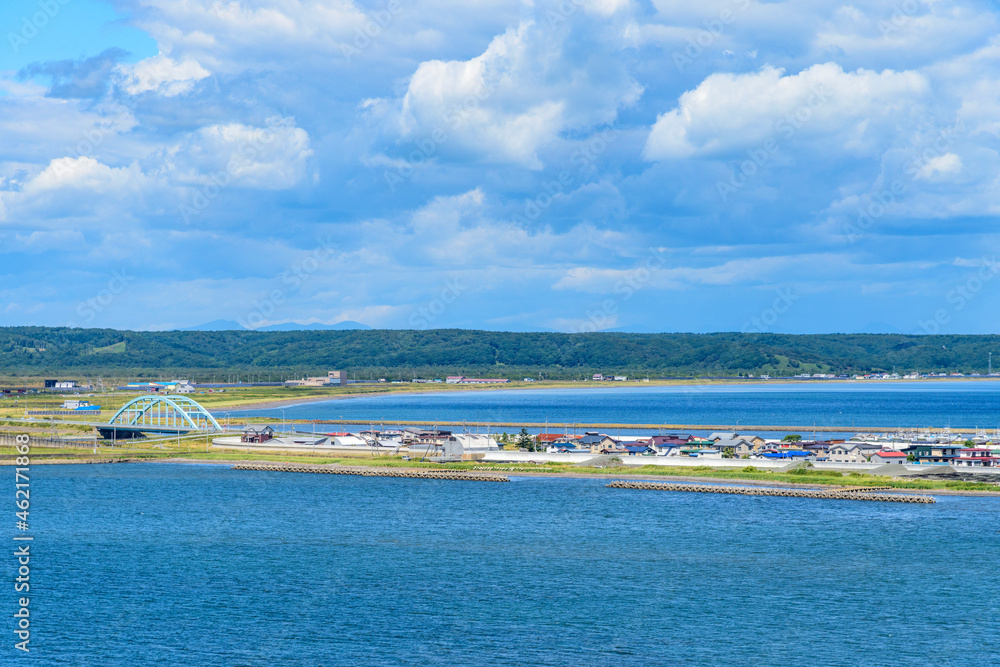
[3,0,1000,334]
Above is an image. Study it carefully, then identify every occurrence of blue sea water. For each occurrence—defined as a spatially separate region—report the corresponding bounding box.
[227,381,1000,430]
[3,462,999,665]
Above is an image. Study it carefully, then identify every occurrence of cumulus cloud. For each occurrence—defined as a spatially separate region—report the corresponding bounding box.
[115,54,211,96]
[166,118,314,188]
[26,157,149,195]
[397,20,643,167]
[644,63,928,160]
[6,0,1000,332]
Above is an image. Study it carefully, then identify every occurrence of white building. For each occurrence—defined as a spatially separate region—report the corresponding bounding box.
[442,434,500,459]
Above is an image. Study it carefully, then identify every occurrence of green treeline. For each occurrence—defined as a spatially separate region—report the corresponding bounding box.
[0,327,997,380]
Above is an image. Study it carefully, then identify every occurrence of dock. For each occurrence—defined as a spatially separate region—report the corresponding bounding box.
[606,481,936,503]
[233,463,509,482]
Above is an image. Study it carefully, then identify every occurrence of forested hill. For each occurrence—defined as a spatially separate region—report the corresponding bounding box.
[0,327,997,379]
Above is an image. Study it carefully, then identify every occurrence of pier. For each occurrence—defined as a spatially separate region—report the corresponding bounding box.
[233,463,509,481]
[606,481,936,503]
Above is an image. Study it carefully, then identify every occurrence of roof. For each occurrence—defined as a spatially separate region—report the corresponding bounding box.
[536,433,565,442]
[580,433,615,445]
[873,451,907,458]
[708,432,737,441]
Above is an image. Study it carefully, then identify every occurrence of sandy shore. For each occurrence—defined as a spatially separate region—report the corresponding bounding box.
[211,395,352,412]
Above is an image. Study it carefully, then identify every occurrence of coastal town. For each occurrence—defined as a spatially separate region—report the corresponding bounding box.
[218,423,1000,469]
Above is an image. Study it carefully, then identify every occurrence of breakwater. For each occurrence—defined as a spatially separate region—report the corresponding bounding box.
[233,463,509,482]
[606,481,936,503]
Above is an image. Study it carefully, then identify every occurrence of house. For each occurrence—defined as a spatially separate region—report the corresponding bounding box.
[902,444,961,465]
[715,437,755,457]
[649,434,693,447]
[592,374,605,381]
[579,431,620,454]
[648,435,693,455]
[954,448,999,467]
[707,432,737,442]
[401,428,452,446]
[828,443,884,463]
[547,442,582,453]
[871,450,907,465]
[694,448,723,459]
[624,445,656,456]
[535,433,566,446]
[241,425,275,443]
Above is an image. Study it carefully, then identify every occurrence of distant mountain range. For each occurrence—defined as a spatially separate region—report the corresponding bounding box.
[180,320,372,332]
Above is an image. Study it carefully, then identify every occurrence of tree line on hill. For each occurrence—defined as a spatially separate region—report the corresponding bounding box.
[0,326,996,380]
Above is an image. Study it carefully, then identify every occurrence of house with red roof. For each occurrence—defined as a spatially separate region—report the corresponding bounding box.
[871,450,907,465]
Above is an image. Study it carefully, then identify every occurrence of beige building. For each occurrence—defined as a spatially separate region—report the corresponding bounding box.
[286,370,345,387]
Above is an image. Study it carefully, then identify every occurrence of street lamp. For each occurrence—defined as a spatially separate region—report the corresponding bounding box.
[280,409,286,437]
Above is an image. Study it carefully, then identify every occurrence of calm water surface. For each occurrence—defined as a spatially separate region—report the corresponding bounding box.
[3,463,998,665]
[229,381,1000,429]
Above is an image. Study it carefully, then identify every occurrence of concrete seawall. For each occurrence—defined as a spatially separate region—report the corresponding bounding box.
[233,463,509,482]
[607,480,936,503]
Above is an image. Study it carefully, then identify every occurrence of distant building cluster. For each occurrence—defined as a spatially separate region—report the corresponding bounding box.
[445,376,510,384]
[285,370,346,387]
[528,430,1000,466]
[229,425,499,461]
[121,380,196,393]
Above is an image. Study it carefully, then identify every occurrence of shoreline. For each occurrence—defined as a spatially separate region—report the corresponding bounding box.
[206,376,1000,417]
[13,457,1000,496]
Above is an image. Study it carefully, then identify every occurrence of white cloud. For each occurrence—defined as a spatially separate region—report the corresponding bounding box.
[127,0,368,70]
[916,152,962,180]
[167,118,314,188]
[116,54,211,97]
[644,63,928,160]
[26,157,149,195]
[397,20,642,167]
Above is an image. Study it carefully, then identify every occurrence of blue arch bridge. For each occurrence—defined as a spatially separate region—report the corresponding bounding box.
[98,395,224,440]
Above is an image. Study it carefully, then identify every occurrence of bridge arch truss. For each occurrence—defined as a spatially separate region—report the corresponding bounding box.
[108,394,223,431]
